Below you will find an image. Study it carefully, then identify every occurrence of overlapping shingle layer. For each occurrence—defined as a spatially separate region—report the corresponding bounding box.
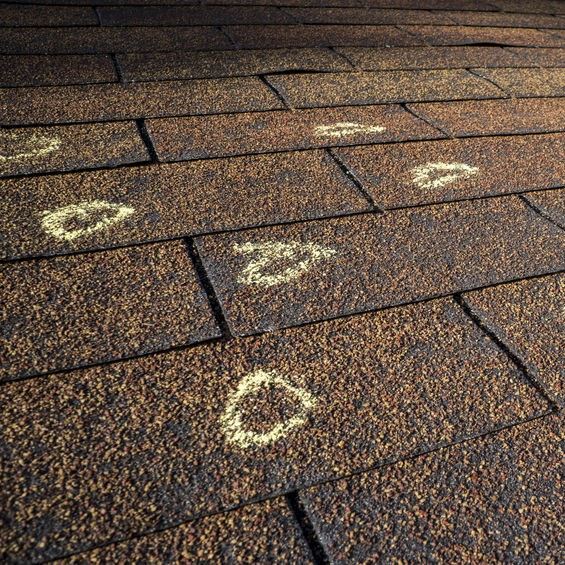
[1,0,563,562]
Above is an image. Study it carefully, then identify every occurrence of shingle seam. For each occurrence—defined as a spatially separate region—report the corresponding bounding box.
[110,53,125,82]
[454,294,560,410]
[400,102,454,137]
[135,118,159,163]
[326,147,382,211]
[259,74,292,109]
[286,492,330,565]
[518,193,565,230]
[466,67,513,97]
[184,237,233,339]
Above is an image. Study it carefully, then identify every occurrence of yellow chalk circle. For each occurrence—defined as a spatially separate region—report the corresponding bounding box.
[234,240,337,288]
[221,369,317,449]
[314,122,386,138]
[411,161,479,190]
[0,132,61,162]
[41,200,135,242]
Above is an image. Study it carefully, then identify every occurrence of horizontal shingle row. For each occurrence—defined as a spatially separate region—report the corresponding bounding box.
[0,296,550,561]
[1,150,371,260]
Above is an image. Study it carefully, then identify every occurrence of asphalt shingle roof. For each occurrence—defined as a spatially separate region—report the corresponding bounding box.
[1,0,563,562]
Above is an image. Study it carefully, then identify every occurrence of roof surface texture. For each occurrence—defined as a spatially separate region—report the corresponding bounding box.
[1,0,564,562]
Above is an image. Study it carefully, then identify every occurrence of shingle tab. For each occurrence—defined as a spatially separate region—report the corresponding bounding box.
[488,0,564,14]
[0,242,219,381]
[464,274,564,404]
[118,48,351,82]
[506,47,565,66]
[61,499,311,564]
[223,25,423,49]
[287,7,454,24]
[444,10,565,28]
[0,122,149,178]
[267,69,504,108]
[471,67,565,97]
[0,78,283,125]
[336,46,529,70]
[408,97,565,136]
[334,133,565,208]
[1,151,370,260]
[302,414,562,563]
[402,25,564,47]
[0,298,548,561]
[98,5,293,25]
[0,54,117,87]
[524,187,565,227]
[146,105,443,161]
[0,26,231,54]
[0,4,98,26]
[196,197,565,335]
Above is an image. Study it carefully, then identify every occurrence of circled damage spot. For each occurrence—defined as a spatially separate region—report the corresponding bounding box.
[41,200,135,242]
[234,240,338,288]
[221,369,317,449]
[411,161,480,190]
[314,122,386,138]
[0,132,61,163]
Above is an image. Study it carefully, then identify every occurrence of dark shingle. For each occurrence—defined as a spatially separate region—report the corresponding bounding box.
[408,97,565,136]
[117,48,351,82]
[0,78,283,125]
[1,151,370,260]
[267,69,504,108]
[195,196,565,335]
[334,133,565,208]
[302,414,562,562]
[0,298,548,561]
[0,122,149,178]
[0,242,219,381]
[146,105,443,161]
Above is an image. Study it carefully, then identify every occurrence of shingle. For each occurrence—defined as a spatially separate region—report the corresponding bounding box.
[267,69,504,108]
[471,67,565,97]
[464,274,564,404]
[1,151,370,261]
[0,4,97,26]
[488,0,564,14]
[195,196,565,335]
[98,5,293,25]
[0,297,549,561]
[223,25,423,49]
[0,242,219,381]
[302,414,562,563]
[118,48,351,82]
[286,7,454,24]
[402,25,564,47]
[0,26,231,54]
[146,105,443,161]
[524,187,565,227]
[336,45,530,70]
[0,78,283,125]
[334,133,565,208]
[408,97,565,136]
[0,54,117,87]
[506,47,565,66]
[0,122,149,178]
[362,0,495,8]
[443,10,565,28]
[61,499,311,564]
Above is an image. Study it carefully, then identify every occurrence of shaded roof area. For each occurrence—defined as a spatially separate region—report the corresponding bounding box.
[1,0,564,562]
